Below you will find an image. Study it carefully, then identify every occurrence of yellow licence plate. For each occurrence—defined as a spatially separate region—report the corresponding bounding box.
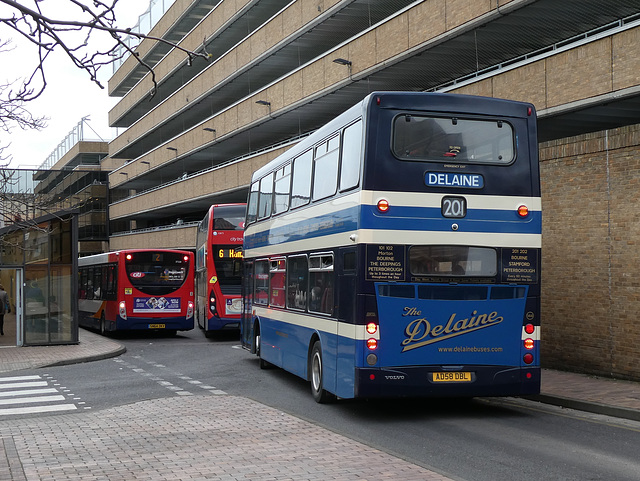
[149,324,166,329]
[432,372,472,382]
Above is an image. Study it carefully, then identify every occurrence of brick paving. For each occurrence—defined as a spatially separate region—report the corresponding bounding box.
[1,329,640,480]
[0,395,452,481]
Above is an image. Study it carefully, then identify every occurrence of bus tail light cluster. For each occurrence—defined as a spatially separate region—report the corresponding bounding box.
[208,290,217,316]
[187,300,194,319]
[366,322,378,366]
[523,323,535,364]
[119,301,127,320]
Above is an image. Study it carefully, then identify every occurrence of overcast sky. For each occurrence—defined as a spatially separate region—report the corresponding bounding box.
[1,1,150,169]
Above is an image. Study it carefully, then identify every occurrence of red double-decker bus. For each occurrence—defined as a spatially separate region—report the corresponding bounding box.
[78,249,195,334]
[195,204,245,335]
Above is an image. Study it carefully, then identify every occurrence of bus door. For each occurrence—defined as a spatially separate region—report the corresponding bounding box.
[240,260,254,350]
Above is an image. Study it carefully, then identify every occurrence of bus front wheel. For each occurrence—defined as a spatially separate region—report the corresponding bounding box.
[310,341,333,403]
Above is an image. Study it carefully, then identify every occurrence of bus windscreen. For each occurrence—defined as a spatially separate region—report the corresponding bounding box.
[125,251,190,295]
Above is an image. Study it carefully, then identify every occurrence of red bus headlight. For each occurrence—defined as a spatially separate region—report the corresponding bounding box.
[119,301,127,320]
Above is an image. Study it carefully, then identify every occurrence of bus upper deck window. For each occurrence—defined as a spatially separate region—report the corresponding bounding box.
[393,115,515,164]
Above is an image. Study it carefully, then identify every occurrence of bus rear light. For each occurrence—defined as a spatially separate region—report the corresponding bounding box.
[524,323,535,334]
[187,300,194,319]
[183,255,189,262]
[119,301,127,320]
[209,291,217,315]
[524,338,534,350]
[366,353,378,366]
[125,254,133,261]
[366,322,378,335]
[523,353,534,364]
[517,205,529,217]
[377,199,390,212]
[367,338,378,350]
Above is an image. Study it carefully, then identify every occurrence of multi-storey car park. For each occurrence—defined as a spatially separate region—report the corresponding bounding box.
[103,0,640,380]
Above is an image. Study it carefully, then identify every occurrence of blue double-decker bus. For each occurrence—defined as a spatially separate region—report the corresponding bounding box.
[241,91,541,402]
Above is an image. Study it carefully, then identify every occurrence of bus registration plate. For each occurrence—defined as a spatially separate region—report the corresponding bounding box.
[432,372,472,382]
[149,324,166,329]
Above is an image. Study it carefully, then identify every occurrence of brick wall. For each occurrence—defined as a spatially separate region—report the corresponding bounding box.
[540,123,640,381]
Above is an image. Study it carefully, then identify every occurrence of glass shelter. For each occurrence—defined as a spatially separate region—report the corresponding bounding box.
[0,168,85,346]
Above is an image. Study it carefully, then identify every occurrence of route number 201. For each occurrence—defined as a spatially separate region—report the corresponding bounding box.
[441,196,467,218]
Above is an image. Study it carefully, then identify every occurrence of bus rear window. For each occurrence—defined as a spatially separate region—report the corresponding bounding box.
[410,246,497,277]
[125,251,189,295]
[393,115,514,164]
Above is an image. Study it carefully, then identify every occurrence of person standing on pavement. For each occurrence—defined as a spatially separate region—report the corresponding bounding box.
[0,284,9,336]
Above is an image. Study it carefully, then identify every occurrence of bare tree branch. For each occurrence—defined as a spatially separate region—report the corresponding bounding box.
[0,0,211,143]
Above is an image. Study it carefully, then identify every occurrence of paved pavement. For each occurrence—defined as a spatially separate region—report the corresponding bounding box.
[1,329,639,481]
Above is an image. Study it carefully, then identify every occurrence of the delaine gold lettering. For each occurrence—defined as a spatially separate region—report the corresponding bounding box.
[402,311,503,352]
[403,307,422,316]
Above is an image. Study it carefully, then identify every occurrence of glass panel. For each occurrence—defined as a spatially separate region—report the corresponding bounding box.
[378,284,415,298]
[313,136,339,201]
[340,120,362,191]
[213,205,245,230]
[287,256,308,310]
[246,182,259,224]
[393,115,514,164]
[258,173,274,220]
[49,265,74,342]
[291,150,312,209]
[270,259,286,308]
[410,246,497,277]
[25,225,49,264]
[273,164,291,215]
[418,285,488,300]
[490,286,527,299]
[125,251,189,295]
[254,260,269,306]
[24,266,48,345]
[1,231,24,265]
[213,245,243,286]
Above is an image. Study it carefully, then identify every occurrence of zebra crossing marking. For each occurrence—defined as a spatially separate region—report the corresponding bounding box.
[0,375,83,417]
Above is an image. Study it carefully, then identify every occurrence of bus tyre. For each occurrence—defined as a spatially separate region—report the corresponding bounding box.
[256,332,270,369]
[310,341,333,403]
[99,312,106,336]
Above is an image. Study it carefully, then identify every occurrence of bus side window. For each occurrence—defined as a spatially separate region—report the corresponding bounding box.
[273,164,291,215]
[254,260,269,306]
[287,255,308,310]
[340,120,362,192]
[269,258,286,307]
[309,254,334,315]
[107,265,117,300]
[291,150,312,209]
[258,173,274,220]
[79,268,87,299]
[313,135,339,201]
[246,182,259,225]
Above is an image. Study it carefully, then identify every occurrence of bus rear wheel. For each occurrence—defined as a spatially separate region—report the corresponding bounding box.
[310,341,333,403]
[255,330,271,369]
